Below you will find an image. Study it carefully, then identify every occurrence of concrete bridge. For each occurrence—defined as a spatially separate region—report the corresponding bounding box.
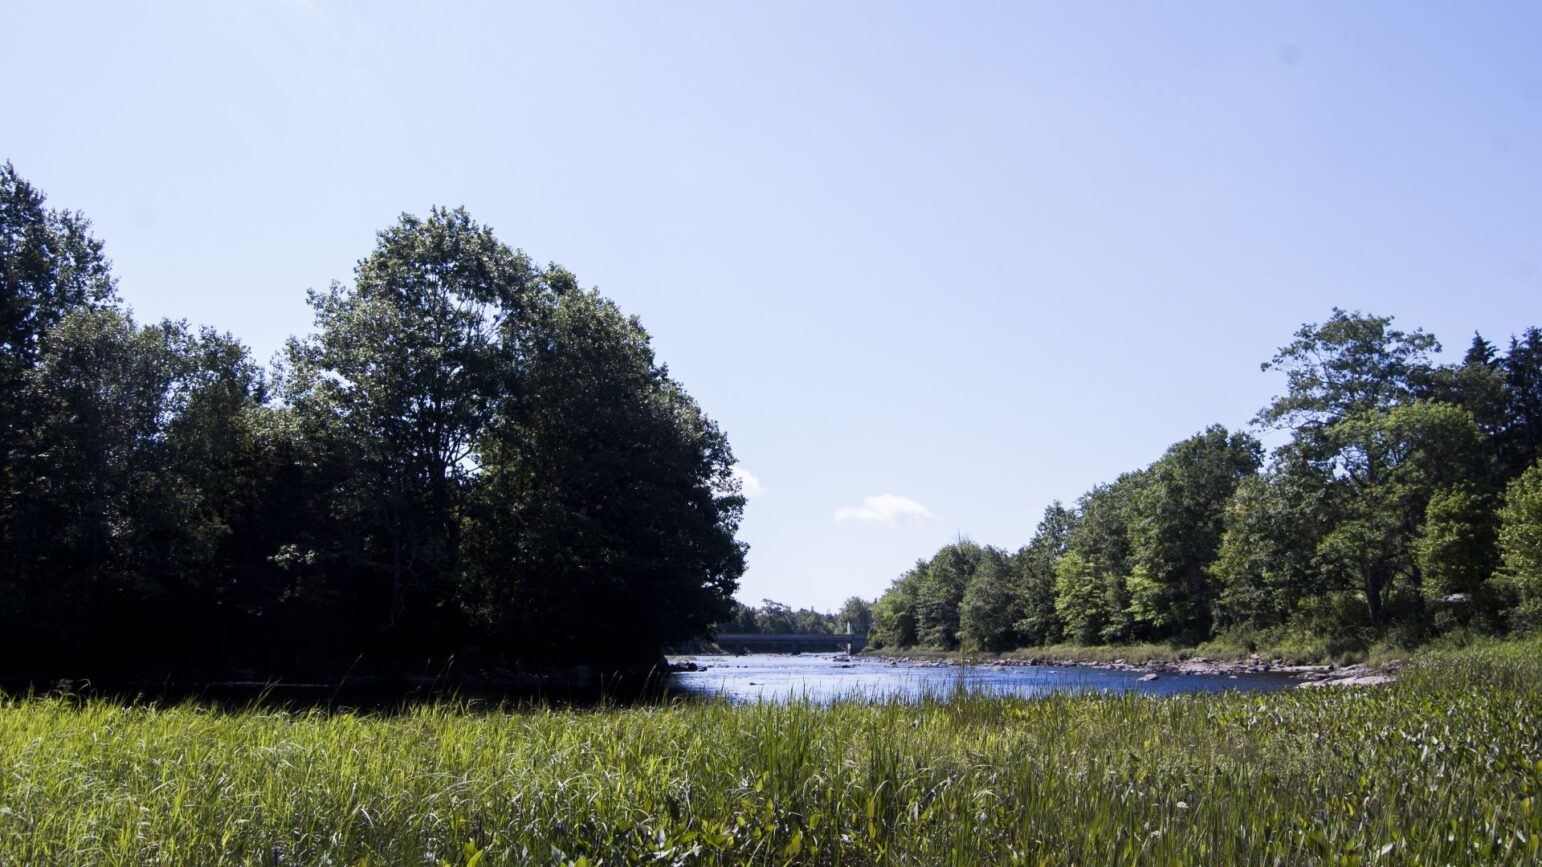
[714,632,868,654]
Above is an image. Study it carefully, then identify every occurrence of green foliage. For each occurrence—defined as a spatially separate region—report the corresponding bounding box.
[0,161,116,372]
[13,158,1542,673]
[1125,425,1261,640]
[1417,486,1499,599]
[0,163,121,662]
[1059,475,1144,643]
[2,308,268,669]
[1498,460,1542,631]
[873,307,1542,655]
[867,574,919,649]
[1306,402,1488,630]
[1256,307,1438,434]
[1497,329,1542,477]
[836,596,874,635]
[1012,502,1074,646]
[283,207,539,653]
[1053,551,1112,645]
[462,283,744,665]
[913,541,987,649]
[1211,469,1330,632]
[0,164,743,678]
[958,548,1018,651]
[715,599,860,636]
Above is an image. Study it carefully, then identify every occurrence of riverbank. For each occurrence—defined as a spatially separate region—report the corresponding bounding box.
[863,644,1402,687]
[1,644,1537,863]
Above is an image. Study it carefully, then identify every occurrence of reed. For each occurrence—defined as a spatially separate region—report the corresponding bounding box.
[1,645,1539,864]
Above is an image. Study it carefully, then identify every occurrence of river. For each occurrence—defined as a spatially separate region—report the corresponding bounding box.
[668,653,1298,703]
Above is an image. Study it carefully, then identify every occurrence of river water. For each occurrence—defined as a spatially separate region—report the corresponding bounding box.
[668,653,1298,703]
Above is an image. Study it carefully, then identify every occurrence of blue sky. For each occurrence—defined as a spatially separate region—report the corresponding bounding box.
[5,2,1539,610]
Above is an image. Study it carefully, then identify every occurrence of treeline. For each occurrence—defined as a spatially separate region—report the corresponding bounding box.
[870,311,1542,653]
[717,597,874,635]
[0,163,746,680]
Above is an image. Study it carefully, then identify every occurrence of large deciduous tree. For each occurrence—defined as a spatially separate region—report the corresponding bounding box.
[284,208,539,652]
[287,207,744,671]
[1254,310,1469,628]
[463,284,744,666]
[1256,308,1439,439]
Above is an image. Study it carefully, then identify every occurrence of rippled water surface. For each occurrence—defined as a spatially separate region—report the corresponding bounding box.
[668,653,1298,703]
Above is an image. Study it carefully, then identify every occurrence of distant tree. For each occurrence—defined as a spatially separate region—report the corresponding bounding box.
[1443,334,1507,435]
[1060,474,1144,643]
[716,599,850,636]
[914,541,986,649]
[750,600,798,633]
[1416,485,1501,628]
[796,607,837,634]
[1497,459,1542,631]
[959,547,1019,652]
[836,596,874,634]
[1054,552,1114,645]
[720,601,761,633]
[1497,329,1542,479]
[1013,502,1076,646]
[869,567,921,649]
[1212,461,1336,632]
[1125,425,1262,641]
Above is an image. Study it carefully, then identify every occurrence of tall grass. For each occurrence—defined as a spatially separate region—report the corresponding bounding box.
[1,648,1540,864]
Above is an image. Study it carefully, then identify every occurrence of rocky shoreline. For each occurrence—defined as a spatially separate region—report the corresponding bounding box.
[867,653,1401,688]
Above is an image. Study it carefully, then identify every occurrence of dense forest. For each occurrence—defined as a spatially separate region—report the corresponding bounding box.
[870,311,1542,654]
[0,162,747,681]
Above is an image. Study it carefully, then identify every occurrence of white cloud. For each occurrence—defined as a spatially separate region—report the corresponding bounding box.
[834,493,933,524]
[731,466,764,498]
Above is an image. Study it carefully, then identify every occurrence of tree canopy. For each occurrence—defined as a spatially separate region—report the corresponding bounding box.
[872,309,1542,653]
[0,165,744,682]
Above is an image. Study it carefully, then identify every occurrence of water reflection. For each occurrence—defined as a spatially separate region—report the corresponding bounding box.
[668,653,1297,704]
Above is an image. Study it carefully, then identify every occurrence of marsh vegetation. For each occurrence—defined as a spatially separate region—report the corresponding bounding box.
[2,643,1539,865]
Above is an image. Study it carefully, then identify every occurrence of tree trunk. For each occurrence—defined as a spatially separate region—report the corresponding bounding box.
[1364,566,1384,625]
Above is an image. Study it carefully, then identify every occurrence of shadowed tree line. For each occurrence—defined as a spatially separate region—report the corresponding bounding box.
[0,162,746,682]
[716,597,874,636]
[871,311,1542,654]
